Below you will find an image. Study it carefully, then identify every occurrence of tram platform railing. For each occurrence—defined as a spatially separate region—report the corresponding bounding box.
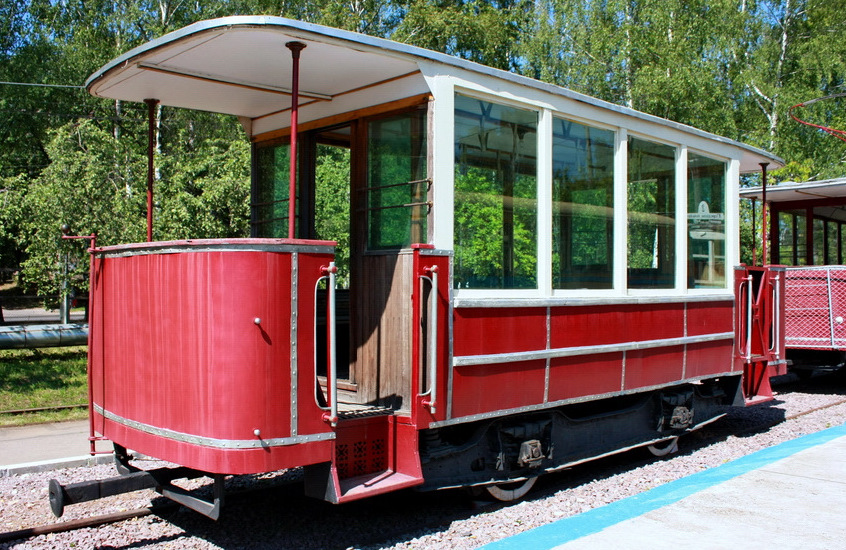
[784,266,846,351]
[735,265,787,404]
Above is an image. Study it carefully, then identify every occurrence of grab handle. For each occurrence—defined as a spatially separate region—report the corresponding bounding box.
[420,265,439,414]
[319,262,338,426]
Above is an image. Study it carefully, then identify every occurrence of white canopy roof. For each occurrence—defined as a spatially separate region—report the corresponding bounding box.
[87,16,783,172]
[739,178,846,203]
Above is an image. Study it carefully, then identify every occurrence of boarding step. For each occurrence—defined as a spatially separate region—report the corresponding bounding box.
[337,469,422,502]
[304,414,423,503]
[336,402,394,420]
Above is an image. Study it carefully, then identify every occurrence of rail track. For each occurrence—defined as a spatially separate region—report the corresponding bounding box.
[0,404,87,416]
[1,373,844,549]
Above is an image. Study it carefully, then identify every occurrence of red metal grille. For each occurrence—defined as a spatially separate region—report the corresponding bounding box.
[785,267,846,350]
[336,437,387,479]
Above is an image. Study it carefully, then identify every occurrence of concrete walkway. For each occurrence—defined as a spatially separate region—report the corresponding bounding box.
[0,420,112,476]
[1,307,85,325]
[484,424,846,550]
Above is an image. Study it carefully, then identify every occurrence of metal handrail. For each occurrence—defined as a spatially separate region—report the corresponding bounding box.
[420,265,439,414]
[316,262,338,426]
[826,267,836,348]
[740,275,752,361]
[769,273,781,357]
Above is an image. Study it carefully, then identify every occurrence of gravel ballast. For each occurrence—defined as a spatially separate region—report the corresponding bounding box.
[2,374,845,550]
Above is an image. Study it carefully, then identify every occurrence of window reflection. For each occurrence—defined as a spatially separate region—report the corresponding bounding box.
[688,154,726,288]
[552,118,615,289]
[628,137,676,289]
[454,94,538,289]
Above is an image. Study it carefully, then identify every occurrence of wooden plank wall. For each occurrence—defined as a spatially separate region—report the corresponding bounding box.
[350,252,414,410]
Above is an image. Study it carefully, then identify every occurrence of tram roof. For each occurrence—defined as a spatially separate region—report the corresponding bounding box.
[739,177,846,203]
[86,15,781,172]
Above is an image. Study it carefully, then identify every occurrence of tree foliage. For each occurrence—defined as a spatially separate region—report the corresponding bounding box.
[2,0,846,296]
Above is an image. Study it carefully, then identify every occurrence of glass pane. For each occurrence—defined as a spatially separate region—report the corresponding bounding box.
[628,137,676,289]
[826,221,838,264]
[454,94,538,289]
[814,218,825,265]
[841,224,845,264]
[552,118,615,289]
[315,143,351,286]
[253,144,294,238]
[795,212,807,265]
[687,154,726,288]
[778,211,795,264]
[367,110,427,249]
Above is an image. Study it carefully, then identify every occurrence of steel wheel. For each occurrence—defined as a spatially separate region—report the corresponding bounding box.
[647,436,679,457]
[484,476,538,502]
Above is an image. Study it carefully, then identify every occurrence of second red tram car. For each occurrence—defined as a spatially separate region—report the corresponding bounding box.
[52,16,784,517]
[741,178,846,376]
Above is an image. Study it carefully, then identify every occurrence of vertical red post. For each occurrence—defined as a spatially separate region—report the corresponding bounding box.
[286,42,306,240]
[145,98,159,242]
[760,163,769,266]
[751,199,758,266]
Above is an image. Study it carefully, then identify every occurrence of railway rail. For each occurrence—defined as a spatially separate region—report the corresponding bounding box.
[2,374,844,549]
[0,404,87,416]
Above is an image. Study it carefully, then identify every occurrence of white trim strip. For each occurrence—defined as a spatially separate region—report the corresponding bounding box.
[96,242,334,258]
[453,332,732,367]
[95,405,334,449]
[430,372,738,429]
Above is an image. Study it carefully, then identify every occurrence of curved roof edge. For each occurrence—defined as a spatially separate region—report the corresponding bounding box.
[86,15,782,171]
[739,177,846,202]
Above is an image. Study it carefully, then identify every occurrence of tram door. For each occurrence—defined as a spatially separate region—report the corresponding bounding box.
[306,107,429,412]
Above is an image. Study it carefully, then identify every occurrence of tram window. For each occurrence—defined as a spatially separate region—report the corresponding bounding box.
[687,154,726,289]
[829,221,841,264]
[454,94,538,289]
[366,109,428,250]
[627,137,676,289]
[795,212,808,265]
[813,219,825,265]
[253,144,295,238]
[841,224,846,264]
[778,211,795,265]
[552,118,614,289]
[314,143,351,285]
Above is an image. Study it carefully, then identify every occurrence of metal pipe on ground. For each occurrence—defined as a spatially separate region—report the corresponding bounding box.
[0,324,88,349]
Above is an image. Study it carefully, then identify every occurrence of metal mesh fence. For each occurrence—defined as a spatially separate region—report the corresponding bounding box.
[784,266,846,350]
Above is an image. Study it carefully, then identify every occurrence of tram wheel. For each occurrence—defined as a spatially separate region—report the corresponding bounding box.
[647,436,679,457]
[483,476,538,502]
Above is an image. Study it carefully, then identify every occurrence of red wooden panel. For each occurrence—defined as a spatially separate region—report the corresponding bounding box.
[623,346,685,389]
[451,360,546,418]
[89,241,336,474]
[453,308,546,357]
[685,340,735,379]
[99,250,294,440]
[547,352,623,401]
[97,415,332,474]
[550,303,684,348]
[686,301,733,336]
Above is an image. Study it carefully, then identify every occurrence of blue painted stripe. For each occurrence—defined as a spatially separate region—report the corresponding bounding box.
[482,423,846,550]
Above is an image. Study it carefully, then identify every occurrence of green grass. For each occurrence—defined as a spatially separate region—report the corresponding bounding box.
[0,346,89,427]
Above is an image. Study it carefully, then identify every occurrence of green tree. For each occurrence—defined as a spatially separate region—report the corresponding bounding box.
[19,120,146,298]
[520,0,751,136]
[745,0,846,180]
[393,0,531,71]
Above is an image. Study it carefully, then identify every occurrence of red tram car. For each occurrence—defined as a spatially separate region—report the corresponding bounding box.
[51,17,784,518]
[741,178,846,376]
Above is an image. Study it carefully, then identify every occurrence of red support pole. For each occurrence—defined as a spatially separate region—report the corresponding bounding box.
[286,42,306,240]
[760,163,769,266]
[145,99,159,243]
[752,199,758,266]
